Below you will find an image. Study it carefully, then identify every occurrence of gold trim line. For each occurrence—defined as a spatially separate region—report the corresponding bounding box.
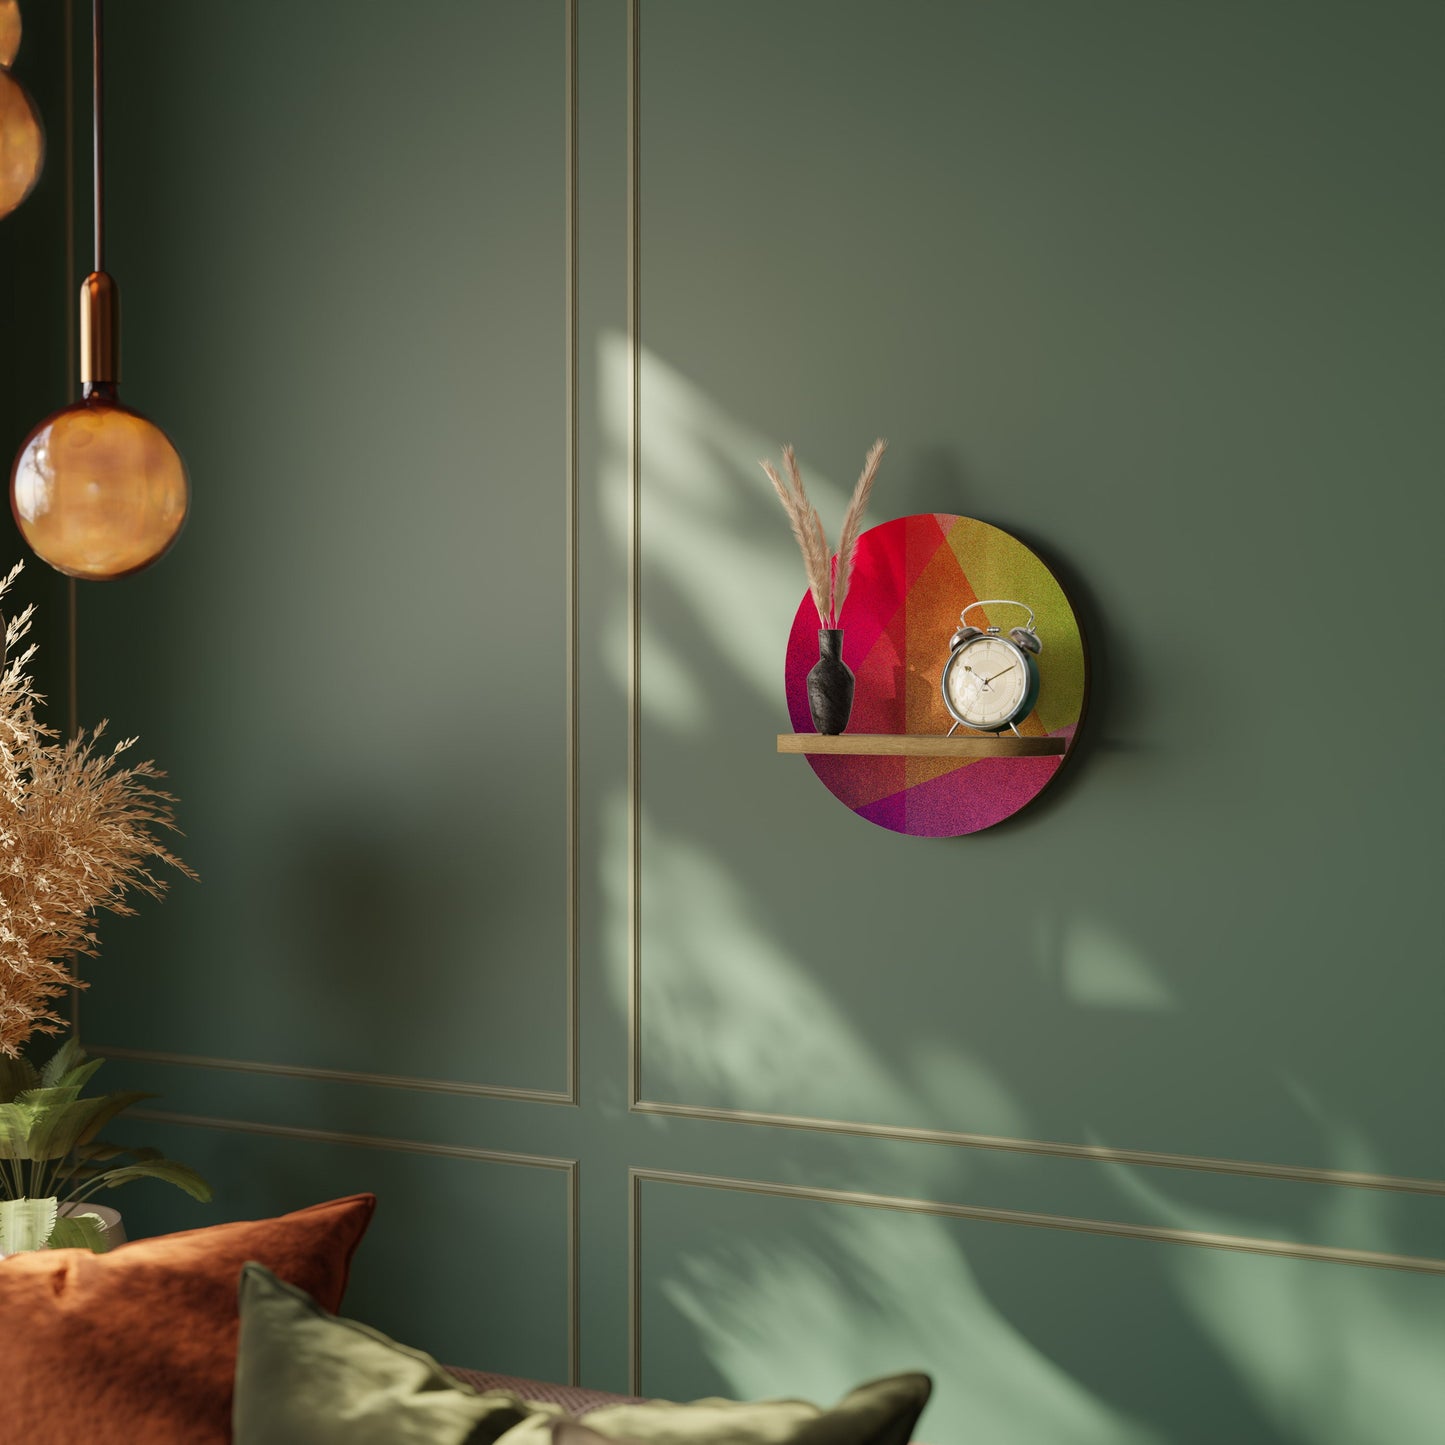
[629,1166,643,1392]
[630,1100,1445,1198]
[562,0,582,1375]
[93,1046,577,1106]
[130,1108,575,1171]
[626,0,643,1110]
[563,0,580,1107]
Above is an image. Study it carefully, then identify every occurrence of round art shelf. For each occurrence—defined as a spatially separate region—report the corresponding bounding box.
[782,513,1088,836]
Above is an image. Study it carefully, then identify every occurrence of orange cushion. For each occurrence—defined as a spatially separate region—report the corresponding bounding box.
[0,1193,375,1444]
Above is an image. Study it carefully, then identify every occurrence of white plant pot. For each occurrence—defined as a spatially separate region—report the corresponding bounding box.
[0,1199,126,1257]
[58,1201,126,1252]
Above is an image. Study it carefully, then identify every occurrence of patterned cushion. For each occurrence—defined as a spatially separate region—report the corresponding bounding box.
[445,1369,644,1417]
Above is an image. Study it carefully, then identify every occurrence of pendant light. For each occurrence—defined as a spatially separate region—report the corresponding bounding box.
[0,0,45,220]
[10,0,188,581]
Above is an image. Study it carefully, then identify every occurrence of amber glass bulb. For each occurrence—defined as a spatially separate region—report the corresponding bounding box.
[10,391,189,580]
[0,66,41,220]
[0,1,21,68]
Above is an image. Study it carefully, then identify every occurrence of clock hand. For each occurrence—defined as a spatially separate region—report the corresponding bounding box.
[981,664,1017,684]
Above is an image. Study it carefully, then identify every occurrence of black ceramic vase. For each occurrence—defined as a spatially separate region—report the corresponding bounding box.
[807,629,854,735]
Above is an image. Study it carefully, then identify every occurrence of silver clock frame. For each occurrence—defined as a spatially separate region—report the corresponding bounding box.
[941,633,1038,735]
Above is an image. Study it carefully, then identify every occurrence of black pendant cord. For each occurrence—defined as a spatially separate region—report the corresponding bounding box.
[91,0,103,273]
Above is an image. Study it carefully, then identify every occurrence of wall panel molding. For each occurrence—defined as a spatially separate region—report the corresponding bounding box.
[621,0,1443,1200]
[94,1045,581,1105]
[133,1108,581,1385]
[79,0,582,1110]
[629,1099,1445,1198]
[627,1165,1445,1395]
[563,0,581,1107]
[625,0,644,1114]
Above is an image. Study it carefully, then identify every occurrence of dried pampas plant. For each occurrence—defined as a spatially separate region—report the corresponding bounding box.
[832,437,888,623]
[0,564,195,1057]
[760,438,888,628]
[761,450,830,627]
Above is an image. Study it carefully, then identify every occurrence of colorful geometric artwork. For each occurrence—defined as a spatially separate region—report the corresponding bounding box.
[785,514,1087,836]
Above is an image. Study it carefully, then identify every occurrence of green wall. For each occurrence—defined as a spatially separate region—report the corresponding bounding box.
[0,0,72,690]
[4,3,1442,1441]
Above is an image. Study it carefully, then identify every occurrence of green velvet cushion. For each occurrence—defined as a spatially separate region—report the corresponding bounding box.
[550,1426,620,1445]
[235,1260,929,1445]
[232,1262,563,1444]
[502,1375,931,1445]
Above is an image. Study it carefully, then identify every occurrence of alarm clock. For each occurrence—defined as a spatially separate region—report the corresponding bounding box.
[940,599,1042,735]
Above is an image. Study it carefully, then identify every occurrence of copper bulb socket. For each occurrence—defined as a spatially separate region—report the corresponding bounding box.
[80,271,119,385]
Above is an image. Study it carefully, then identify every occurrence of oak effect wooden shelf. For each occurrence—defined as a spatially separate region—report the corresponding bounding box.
[778,733,1068,758]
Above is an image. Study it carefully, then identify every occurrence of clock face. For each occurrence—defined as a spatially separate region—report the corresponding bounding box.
[944,635,1031,730]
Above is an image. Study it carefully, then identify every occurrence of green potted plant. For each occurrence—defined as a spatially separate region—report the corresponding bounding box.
[0,564,206,1252]
[0,1037,210,1253]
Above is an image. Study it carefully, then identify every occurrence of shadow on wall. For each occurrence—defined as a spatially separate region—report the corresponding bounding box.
[600,329,1414,1191]
[648,1190,1444,1445]
[599,335,1444,1441]
[267,764,565,1091]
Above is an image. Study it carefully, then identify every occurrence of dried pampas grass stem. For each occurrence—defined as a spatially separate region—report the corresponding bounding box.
[832,438,888,623]
[761,457,830,627]
[759,438,888,628]
[0,565,195,1057]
